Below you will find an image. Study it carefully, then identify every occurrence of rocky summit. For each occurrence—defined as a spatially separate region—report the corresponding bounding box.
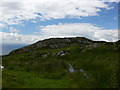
[10,37,108,54]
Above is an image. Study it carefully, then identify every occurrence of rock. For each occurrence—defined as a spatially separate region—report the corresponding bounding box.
[0,65,4,69]
[57,50,66,56]
[49,43,67,48]
[42,54,48,58]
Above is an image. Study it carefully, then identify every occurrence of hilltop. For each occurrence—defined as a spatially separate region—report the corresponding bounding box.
[2,37,119,88]
[9,37,109,54]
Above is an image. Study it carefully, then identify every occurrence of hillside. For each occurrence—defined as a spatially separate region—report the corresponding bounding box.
[2,37,119,88]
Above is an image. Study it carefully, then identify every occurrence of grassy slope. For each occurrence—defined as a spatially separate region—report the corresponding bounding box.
[2,42,118,88]
[3,69,70,88]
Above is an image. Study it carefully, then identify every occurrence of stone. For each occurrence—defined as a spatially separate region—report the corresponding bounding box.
[57,50,66,56]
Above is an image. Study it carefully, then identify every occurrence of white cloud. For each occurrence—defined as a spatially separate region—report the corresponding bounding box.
[39,23,118,42]
[0,23,118,44]
[0,0,118,25]
[9,27,20,34]
[0,32,47,44]
[0,23,5,28]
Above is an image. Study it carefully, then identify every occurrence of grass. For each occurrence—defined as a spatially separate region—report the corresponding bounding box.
[3,69,70,88]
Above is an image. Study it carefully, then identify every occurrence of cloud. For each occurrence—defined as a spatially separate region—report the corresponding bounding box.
[0,0,118,26]
[0,23,5,28]
[0,32,47,44]
[39,23,118,42]
[0,23,118,44]
[9,27,20,34]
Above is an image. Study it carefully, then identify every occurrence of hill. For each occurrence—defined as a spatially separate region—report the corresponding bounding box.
[2,37,119,88]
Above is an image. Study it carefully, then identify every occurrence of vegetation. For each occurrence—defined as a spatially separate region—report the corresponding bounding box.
[2,37,119,88]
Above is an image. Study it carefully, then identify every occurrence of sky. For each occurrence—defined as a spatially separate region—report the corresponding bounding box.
[0,0,119,45]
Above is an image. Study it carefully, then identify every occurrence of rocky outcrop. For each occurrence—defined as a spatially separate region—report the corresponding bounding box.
[57,50,68,56]
[9,37,109,55]
[49,43,67,49]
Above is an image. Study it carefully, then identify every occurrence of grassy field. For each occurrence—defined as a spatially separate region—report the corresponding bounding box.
[3,69,71,88]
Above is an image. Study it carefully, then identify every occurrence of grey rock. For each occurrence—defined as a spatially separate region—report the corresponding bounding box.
[57,50,66,56]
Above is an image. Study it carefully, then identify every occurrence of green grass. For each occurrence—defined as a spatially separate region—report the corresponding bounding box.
[3,69,70,88]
